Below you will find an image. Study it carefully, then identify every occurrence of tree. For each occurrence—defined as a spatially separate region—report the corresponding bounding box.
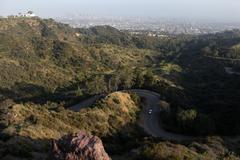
[144,70,155,87]
[27,11,34,15]
[75,86,83,97]
[108,73,120,92]
[86,75,107,95]
[195,114,215,134]
[202,46,212,56]
[177,109,197,123]
[177,109,197,132]
[118,66,134,89]
[41,23,54,37]
[134,68,145,88]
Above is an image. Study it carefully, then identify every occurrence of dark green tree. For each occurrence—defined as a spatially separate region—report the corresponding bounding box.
[86,75,107,95]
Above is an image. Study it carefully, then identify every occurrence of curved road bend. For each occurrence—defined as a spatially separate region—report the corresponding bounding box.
[69,95,104,111]
[69,89,193,141]
[131,90,193,141]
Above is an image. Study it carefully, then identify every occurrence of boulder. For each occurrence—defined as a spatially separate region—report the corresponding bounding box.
[50,131,110,160]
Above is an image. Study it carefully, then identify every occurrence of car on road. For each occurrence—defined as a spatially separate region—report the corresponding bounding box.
[148,109,153,114]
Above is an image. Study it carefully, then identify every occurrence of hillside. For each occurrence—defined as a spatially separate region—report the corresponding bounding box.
[0,92,140,159]
[0,17,158,103]
[0,17,240,160]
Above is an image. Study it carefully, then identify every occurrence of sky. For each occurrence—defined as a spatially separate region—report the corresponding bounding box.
[0,0,240,22]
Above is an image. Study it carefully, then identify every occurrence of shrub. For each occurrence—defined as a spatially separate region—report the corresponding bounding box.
[176,109,198,133]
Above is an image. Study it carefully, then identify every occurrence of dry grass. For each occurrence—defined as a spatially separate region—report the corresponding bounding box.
[0,92,140,158]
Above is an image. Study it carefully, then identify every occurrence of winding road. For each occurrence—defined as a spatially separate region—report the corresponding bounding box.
[70,95,104,111]
[225,67,240,75]
[132,90,193,141]
[69,89,193,141]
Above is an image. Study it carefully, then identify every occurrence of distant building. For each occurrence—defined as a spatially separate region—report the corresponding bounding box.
[25,13,35,17]
[18,11,35,18]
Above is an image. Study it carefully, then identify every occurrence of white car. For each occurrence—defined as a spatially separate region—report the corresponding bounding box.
[148,109,153,114]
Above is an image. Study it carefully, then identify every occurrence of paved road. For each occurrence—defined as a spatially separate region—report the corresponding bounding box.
[225,67,240,75]
[131,89,193,141]
[69,95,104,111]
[205,56,240,61]
[69,89,193,141]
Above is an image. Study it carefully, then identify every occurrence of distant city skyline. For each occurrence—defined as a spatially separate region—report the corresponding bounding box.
[1,0,240,23]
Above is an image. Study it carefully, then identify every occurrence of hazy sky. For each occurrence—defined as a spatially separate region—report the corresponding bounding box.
[1,0,240,22]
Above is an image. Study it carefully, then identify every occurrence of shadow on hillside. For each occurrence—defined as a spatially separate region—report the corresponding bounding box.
[223,137,240,156]
[0,82,47,101]
[0,124,145,160]
[101,124,148,156]
[102,124,240,158]
[1,119,239,160]
[0,134,50,160]
[0,82,80,105]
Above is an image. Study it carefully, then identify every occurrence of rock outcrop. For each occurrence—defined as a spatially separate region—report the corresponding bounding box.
[50,131,110,160]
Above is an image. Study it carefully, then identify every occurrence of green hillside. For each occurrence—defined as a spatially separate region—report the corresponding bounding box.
[0,17,240,160]
[0,17,158,102]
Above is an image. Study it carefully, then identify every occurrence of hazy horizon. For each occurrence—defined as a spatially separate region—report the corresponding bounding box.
[1,0,240,23]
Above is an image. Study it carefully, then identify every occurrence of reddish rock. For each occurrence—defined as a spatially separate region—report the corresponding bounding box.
[51,131,111,160]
